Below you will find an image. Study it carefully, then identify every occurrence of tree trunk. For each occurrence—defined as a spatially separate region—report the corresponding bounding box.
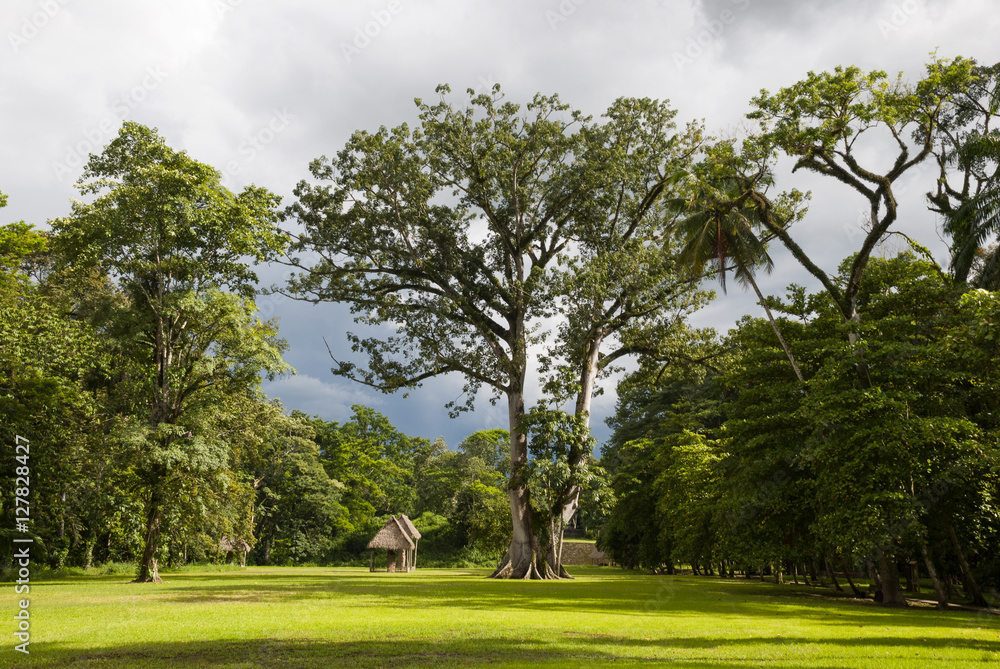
[841,556,866,598]
[809,559,821,586]
[545,335,604,580]
[747,273,807,388]
[825,558,843,592]
[947,524,989,607]
[491,384,544,579]
[134,484,164,583]
[83,535,96,571]
[904,560,917,593]
[875,551,906,606]
[918,540,948,609]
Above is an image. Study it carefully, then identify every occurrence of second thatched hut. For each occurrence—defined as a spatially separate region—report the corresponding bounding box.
[366,514,421,572]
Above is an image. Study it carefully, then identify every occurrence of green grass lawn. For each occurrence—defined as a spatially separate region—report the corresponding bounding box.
[5,566,998,668]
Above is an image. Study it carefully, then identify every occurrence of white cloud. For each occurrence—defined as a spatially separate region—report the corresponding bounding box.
[262,373,381,423]
[3,0,997,447]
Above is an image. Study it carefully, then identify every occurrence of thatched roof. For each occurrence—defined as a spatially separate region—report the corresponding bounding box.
[589,547,608,559]
[220,536,250,552]
[396,514,422,541]
[366,516,415,551]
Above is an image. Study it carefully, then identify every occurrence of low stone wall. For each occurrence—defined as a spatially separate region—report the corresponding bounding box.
[562,541,597,566]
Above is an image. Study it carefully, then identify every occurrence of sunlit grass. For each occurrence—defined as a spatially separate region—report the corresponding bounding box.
[5,566,998,667]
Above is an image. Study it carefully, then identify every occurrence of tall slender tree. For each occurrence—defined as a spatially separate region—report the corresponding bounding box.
[674,140,808,386]
[51,122,290,582]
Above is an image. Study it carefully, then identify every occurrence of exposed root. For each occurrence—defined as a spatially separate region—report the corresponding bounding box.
[489,551,564,580]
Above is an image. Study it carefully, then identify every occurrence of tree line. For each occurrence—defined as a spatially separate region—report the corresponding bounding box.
[2,55,998,603]
[0,125,516,580]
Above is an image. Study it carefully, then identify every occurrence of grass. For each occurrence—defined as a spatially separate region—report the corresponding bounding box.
[5,566,998,667]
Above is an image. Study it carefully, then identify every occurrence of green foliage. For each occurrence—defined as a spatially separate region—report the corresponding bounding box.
[604,253,1000,600]
[42,123,291,580]
[930,61,1000,288]
[308,405,431,529]
[744,57,976,325]
[53,121,287,299]
[285,85,598,413]
[452,480,512,560]
[248,411,348,565]
[457,429,510,477]
[601,375,725,571]
[521,407,611,569]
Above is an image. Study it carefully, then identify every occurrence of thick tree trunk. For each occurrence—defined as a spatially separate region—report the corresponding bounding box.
[918,540,948,609]
[491,384,546,579]
[875,551,907,606]
[544,336,604,579]
[947,525,989,607]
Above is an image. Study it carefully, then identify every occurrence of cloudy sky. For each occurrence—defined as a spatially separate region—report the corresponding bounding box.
[2,0,997,449]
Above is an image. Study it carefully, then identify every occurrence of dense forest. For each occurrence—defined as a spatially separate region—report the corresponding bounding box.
[2,56,998,606]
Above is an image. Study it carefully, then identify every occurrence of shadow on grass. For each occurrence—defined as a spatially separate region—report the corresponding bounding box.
[28,632,1000,669]
[125,570,999,632]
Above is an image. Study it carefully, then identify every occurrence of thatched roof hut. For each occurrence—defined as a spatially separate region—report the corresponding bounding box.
[396,513,422,542]
[367,515,420,572]
[219,536,250,566]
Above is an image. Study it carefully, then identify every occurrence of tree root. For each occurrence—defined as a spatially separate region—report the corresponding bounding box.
[489,552,564,580]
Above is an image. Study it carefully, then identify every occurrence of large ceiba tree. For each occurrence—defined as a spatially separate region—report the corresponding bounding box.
[283,86,698,578]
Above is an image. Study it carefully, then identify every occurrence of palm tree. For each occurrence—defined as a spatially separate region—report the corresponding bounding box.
[931,64,1000,289]
[942,133,1000,289]
[675,143,807,387]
